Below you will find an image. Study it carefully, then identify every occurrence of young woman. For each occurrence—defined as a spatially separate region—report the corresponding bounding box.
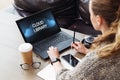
[47,0,120,79]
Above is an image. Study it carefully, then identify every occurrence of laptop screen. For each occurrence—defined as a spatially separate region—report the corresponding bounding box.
[16,10,61,43]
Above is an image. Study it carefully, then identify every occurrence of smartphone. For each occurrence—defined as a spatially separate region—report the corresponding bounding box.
[62,54,79,67]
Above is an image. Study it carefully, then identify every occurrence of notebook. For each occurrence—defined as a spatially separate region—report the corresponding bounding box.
[16,9,75,59]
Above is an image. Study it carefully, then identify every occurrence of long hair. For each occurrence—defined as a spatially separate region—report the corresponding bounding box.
[91,0,120,58]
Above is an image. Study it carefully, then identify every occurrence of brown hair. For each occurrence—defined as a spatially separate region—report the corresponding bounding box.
[90,0,120,58]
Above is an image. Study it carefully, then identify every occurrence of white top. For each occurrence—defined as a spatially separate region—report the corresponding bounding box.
[18,43,33,52]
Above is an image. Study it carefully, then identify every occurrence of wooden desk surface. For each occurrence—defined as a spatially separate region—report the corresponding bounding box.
[0,11,85,80]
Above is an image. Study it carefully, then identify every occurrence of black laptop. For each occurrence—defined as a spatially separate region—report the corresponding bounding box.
[16,9,74,59]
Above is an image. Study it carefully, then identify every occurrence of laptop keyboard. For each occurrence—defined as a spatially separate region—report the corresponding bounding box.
[33,32,71,52]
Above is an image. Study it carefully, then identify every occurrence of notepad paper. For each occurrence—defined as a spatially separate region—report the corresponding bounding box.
[37,64,56,80]
[37,57,81,80]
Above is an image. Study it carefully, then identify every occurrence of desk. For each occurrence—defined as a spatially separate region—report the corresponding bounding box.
[0,11,85,80]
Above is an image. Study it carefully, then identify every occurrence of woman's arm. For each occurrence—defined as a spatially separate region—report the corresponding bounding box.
[55,51,99,80]
[47,46,64,73]
[47,46,97,80]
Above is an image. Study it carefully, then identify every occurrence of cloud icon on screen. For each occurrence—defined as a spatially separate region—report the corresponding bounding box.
[47,19,56,27]
[24,28,34,38]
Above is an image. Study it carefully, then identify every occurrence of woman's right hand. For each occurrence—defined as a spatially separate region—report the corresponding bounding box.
[71,42,88,54]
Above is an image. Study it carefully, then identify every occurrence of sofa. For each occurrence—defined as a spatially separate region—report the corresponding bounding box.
[13,0,101,36]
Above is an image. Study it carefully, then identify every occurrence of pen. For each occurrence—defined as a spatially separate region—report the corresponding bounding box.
[73,26,76,43]
[69,54,72,65]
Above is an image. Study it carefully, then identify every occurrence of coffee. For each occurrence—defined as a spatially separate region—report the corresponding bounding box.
[18,43,33,64]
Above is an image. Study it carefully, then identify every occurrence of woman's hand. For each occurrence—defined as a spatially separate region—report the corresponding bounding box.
[47,46,60,59]
[47,46,63,73]
[71,42,88,54]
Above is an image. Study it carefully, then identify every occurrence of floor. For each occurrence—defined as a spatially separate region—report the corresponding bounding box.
[0,0,13,9]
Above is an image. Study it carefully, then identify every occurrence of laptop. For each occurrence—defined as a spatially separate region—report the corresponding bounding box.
[16,9,75,59]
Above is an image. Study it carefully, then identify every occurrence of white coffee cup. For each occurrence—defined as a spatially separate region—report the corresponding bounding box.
[18,43,33,64]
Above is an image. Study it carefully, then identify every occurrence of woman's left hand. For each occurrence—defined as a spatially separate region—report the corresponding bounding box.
[47,46,60,59]
[71,42,88,54]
